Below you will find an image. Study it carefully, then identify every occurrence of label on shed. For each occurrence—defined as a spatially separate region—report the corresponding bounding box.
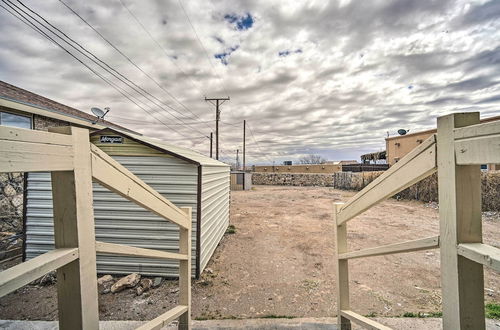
[99,135,123,144]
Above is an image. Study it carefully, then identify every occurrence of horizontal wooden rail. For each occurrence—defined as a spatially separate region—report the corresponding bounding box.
[136,305,188,330]
[454,120,500,165]
[0,126,74,173]
[0,248,78,297]
[90,145,190,229]
[339,236,439,260]
[95,241,188,260]
[337,135,437,225]
[340,310,392,330]
[457,243,500,272]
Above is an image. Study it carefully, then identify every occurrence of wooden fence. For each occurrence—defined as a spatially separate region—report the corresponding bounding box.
[334,113,500,330]
[0,126,192,330]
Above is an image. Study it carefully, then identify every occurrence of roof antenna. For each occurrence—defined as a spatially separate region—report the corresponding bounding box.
[91,107,110,124]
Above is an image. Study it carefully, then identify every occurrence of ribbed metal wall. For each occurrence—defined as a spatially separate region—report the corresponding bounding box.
[200,165,230,270]
[25,155,198,277]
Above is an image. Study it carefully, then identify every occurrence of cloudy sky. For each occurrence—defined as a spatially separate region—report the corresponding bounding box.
[1,0,499,164]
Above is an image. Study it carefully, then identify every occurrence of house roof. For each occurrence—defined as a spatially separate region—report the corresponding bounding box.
[91,128,229,167]
[0,81,135,133]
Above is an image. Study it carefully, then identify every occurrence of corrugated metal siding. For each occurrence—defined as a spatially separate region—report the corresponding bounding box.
[25,155,198,277]
[200,166,230,271]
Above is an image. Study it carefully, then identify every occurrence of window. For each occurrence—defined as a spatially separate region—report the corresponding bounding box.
[0,111,32,129]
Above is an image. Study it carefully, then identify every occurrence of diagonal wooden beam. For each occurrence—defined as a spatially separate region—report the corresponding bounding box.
[90,145,189,229]
[337,135,437,225]
[0,248,78,297]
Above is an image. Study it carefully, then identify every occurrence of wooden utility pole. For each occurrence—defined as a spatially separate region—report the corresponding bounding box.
[205,97,230,160]
[210,132,213,158]
[243,120,246,171]
[236,149,240,170]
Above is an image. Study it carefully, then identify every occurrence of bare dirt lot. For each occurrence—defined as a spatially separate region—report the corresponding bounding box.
[0,185,498,321]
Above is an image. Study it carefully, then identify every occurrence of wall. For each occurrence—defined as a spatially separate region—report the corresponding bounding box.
[253,164,342,174]
[253,171,500,211]
[386,130,435,165]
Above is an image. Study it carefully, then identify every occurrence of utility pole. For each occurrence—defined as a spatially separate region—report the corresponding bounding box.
[236,149,240,170]
[243,120,246,171]
[210,132,213,158]
[205,97,230,160]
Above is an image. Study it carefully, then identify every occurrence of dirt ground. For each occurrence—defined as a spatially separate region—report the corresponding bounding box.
[0,185,498,321]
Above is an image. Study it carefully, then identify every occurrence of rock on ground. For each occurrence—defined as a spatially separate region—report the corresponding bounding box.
[111,273,140,293]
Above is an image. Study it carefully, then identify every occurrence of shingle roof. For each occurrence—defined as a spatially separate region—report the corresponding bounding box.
[0,80,132,132]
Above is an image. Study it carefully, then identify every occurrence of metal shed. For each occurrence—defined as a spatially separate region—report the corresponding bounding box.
[24,128,230,278]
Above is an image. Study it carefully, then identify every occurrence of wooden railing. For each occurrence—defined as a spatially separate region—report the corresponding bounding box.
[0,126,192,330]
[334,113,500,330]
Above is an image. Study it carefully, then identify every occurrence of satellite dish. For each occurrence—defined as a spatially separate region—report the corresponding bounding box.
[90,107,110,124]
[397,129,409,135]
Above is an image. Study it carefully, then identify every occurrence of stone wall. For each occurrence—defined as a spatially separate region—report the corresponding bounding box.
[0,172,24,233]
[252,171,500,211]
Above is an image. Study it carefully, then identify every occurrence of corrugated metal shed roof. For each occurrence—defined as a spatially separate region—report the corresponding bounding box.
[93,127,229,167]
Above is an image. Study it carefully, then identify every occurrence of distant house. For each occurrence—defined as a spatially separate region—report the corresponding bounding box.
[386,114,500,171]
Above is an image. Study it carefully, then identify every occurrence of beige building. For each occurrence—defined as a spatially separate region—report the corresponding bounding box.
[386,114,500,170]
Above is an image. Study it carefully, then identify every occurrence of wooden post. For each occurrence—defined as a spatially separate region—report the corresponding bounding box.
[179,207,192,330]
[50,126,99,330]
[437,113,485,329]
[334,202,351,330]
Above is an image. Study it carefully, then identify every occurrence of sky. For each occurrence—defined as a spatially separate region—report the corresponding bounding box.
[0,0,499,165]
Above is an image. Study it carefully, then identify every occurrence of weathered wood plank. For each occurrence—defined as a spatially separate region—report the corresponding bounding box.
[339,236,439,260]
[0,125,73,145]
[90,145,189,229]
[458,243,500,272]
[455,134,500,165]
[454,118,500,140]
[0,248,78,297]
[179,207,192,330]
[437,113,485,330]
[334,203,351,330]
[337,135,437,225]
[135,305,188,330]
[95,241,188,260]
[340,310,392,330]
[50,126,99,330]
[0,140,73,173]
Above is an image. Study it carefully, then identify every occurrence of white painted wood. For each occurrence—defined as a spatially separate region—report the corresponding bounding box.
[0,125,73,145]
[337,135,437,225]
[50,126,99,330]
[135,305,188,330]
[0,140,73,172]
[458,243,500,272]
[95,241,188,260]
[339,236,439,260]
[455,134,500,165]
[340,310,392,330]
[437,113,485,330]
[179,207,192,330]
[334,203,351,330]
[454,119,500,140]
[0,248,78,297]
[90,144,190,229]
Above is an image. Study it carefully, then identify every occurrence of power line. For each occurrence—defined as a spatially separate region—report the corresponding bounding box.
[246,122,274,163]
[116,0,209,98]
[10,0,210,139]
[0,0,200,141]
[177,0,229,97]
[59,0,212,131]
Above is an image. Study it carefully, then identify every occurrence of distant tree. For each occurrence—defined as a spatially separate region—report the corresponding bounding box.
[299,154,327,164]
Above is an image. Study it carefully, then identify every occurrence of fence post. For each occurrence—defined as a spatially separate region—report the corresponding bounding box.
[437,113,485,329]
[49,126,99,330]
[179,207,192,330]
[334,202,351,330]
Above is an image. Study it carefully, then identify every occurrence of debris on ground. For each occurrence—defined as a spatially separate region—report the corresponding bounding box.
[97,275,114,294]
[136,278,153,296]
[110,273,141,293]
[152,277,163,288]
